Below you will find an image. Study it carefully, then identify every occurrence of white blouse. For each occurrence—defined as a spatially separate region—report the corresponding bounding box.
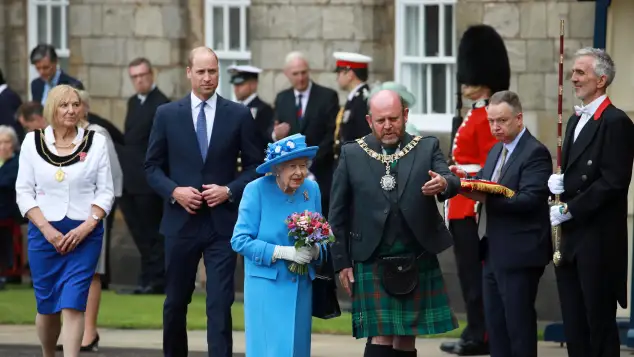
[15,126,115,222]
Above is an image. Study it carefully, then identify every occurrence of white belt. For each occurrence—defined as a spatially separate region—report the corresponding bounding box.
[455,164,482,173]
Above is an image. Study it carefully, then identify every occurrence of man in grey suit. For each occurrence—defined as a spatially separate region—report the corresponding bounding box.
[329,89,461,357]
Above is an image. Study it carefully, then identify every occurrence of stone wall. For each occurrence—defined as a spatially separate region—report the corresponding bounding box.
[457,0,595,153]
[249,0,394,104]
[67,0,189,131]
[1,0,28,98]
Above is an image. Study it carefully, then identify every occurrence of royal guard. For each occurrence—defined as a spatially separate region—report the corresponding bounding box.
[227,65,274,175]
[440,24,510,356]
[332,52,372,160]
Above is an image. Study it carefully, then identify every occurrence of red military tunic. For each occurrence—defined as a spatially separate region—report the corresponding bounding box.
[447,102,498,220]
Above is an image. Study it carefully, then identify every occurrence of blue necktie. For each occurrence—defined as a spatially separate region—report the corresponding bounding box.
[197,102,208,161]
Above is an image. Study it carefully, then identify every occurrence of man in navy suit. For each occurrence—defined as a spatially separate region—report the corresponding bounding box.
[29,44,83,104]
[451,90,552,357]
[145,47,261,357]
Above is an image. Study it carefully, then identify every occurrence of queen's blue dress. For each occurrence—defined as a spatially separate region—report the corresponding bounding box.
[231,175,324,357]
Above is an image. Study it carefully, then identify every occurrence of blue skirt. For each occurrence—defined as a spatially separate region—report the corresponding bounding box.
[28,217,103,314]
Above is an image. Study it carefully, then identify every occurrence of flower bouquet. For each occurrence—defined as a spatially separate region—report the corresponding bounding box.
[285,210,336,275]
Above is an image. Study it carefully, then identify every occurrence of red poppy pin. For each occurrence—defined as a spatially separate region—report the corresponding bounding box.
[79,152,87,162]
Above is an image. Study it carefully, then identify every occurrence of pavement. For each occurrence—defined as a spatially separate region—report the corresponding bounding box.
[0,325,633,356]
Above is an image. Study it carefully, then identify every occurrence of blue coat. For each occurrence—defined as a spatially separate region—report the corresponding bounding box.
[231,175,325,357]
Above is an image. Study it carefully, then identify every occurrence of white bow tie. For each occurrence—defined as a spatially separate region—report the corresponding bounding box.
[574,105,592,117]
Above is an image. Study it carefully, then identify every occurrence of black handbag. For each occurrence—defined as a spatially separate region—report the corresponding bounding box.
[312,249,341,319]
[377,254,420,297]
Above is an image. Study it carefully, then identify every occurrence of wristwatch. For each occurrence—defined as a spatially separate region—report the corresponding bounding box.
[226,186,234,203]
[91,214,101,222]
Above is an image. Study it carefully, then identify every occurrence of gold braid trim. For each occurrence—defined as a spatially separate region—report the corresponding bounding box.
[460,179,516,198]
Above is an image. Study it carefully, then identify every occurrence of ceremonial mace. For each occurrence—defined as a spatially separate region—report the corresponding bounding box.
[552,19,565,267]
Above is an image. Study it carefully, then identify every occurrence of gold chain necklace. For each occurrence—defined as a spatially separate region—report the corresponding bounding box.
[38,132,89,182]
[356,136,422,191]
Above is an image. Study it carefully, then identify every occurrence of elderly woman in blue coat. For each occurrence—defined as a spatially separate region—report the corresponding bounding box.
[231,134,325,357]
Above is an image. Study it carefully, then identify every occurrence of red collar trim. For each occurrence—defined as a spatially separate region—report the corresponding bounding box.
[594,97,611,120]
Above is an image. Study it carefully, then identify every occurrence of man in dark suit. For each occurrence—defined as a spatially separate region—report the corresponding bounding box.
[0,69,24,143]
[272,51,340,217]
[227,64,274,173]
[16,101,46,133]
[452,90,552,357]
[332,52,372,161]
[549,48,634,357]
[330,89,461,357]
[119,57,170,295]
[29,44,83,104]
[145,47,261,357]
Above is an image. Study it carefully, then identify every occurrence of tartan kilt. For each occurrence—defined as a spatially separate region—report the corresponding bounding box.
[351,241,459,338]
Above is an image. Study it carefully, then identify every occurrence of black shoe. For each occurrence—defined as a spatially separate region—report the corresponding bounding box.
[80,333,100,352]
[440,339,489,356]
[56,334,100,352]
[364,343,395,357]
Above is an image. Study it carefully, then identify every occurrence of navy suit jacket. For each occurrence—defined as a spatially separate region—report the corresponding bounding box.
[477,130,552,270]
[144,94,262,237]
[31,71,84,103]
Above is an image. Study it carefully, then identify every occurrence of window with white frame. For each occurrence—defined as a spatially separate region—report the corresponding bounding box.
[27,0,70,92]
[205,0,251,101]
[395,0,456,133]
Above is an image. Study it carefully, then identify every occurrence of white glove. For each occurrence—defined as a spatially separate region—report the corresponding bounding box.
[273,246,312,264]
[548,174,565,195]
[550,205,572,227]
[310,244,320,260]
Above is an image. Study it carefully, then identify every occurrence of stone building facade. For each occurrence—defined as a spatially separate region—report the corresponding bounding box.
[3,0,634,320]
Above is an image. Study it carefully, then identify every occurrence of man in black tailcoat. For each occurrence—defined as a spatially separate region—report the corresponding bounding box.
[549,47,634,357]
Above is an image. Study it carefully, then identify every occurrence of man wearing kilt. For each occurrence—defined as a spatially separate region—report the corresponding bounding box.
[329,89,460,357]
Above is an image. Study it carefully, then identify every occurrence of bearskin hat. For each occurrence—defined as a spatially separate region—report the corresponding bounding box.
[457,25,511,94]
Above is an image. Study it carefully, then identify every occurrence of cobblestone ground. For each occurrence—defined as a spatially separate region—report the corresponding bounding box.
[0,345,245,357]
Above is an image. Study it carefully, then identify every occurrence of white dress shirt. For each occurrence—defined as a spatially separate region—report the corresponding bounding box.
[241,93,258,106]
[15,126,115,221]
[573,94,607,142]
[490,126,527,181]
[191,91,217,145]
[294,81,312,117]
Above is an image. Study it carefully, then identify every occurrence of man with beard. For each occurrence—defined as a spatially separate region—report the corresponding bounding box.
[549,47,634,357]
[440,24,510,356]
[329,89,460,357]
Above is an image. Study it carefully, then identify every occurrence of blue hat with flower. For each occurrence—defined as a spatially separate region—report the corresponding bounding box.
[256,134,319,174]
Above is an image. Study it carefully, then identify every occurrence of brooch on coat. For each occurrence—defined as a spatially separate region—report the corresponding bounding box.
[303,190,309,201]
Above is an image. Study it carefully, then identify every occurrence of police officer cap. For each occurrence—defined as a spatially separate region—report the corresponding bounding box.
[333,52,372,72]
[228,65,262,85]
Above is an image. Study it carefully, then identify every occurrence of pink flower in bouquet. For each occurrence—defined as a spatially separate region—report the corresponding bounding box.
[284,210,336,275]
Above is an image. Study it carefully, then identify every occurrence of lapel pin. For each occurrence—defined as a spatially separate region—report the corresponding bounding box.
[303,190,309,201]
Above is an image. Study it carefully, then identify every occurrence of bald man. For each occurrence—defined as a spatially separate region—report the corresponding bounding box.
[144,47,262,357]
[329,89,460,357]
[272,51,340,218]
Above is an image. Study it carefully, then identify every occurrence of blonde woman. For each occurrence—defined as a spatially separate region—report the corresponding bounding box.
[54,89,123,351]
[15,84,114,357]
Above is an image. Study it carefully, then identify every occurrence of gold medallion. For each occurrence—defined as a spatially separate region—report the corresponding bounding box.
[55,167,65,182]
